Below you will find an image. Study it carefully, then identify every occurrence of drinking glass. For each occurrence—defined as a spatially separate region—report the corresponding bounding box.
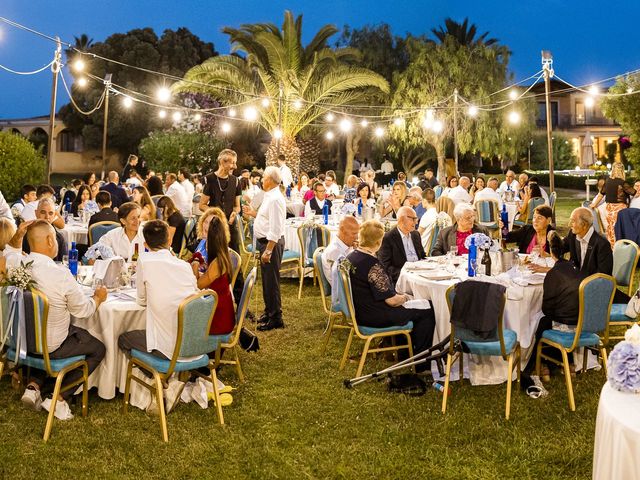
[62,255,69,267]
[93,278,104,290]
[449,246,458,257]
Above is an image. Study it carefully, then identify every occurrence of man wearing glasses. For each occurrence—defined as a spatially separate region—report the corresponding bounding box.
[378,206,426,284]
[304,181,332,217]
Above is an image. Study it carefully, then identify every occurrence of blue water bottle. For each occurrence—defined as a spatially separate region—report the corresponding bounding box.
[323,203,329,225]
[501,203,509,240]
[69,241,78,277]
[467,237,477,277]
[286,185,291,199]
[357,201,363,217]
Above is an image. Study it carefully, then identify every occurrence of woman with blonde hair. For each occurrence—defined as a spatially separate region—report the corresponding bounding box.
[192,207,230,268]
[590,161,636,246]
[0,217,17,283]
[379,181,409,218]
[132,185,157,221]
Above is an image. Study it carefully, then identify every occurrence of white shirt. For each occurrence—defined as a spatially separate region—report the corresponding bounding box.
[322,236,351,288]
[498,179,520,196]
[447,185,472,206]
[125,177,142,188]
[5,251,97,352]
[180,179,195,202]
[136,249,199,360]
[630,197,640,209]
[96,227,145,261]
[279,164,294,187]
[325,182,340,197]
[304,197,326,218]
[359,163,373,173]
[165,182,190,217]
[577,226,594,269]
[380,160,394,175]
[473,187,503,210]
[399,229,419,262]
[21,200,39,221]
[0,191,13,221]
[418,207,438,249]
[247,183,262,200]
[253,187,286,242]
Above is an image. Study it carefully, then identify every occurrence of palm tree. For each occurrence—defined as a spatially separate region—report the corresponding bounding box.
[65,34,94,61]
[173,11,389,174]
[431,18,498,48]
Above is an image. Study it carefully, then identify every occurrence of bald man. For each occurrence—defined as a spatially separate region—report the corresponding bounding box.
[8,220,107,420]
[378,206,426,284]
[99,171,129,208]
[321,216,360,288]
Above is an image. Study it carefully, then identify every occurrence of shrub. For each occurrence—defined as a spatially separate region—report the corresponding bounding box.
[528,132,578,171]
[138,129,226,175]
[0,131,46,201]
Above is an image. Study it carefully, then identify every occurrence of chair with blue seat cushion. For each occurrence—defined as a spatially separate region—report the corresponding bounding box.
[297,224,331,299]
[314,248,351,354]
[88,221,120,246]
[608,240,640,340]
[122,289,223,441]
[513,197,546,228]
[0,288,90,442]
[179,216,197,256]
[336,264,413,378]
[210,267,257,383]
[442,284,520,420]
[475,199,500,238]
[535,273,615,411]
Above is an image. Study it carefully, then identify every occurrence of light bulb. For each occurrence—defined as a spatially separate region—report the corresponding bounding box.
[158,109,167,119]
[509,89,518,100]
[588,85,599,96]
[432,120,444,133]
[122,96,133,108]
[326,113,335,122]
[293,99,303,110]
[468,105,479,117]
[360,119,369,128]
[243,106,259,121]
[325,131,335,140]
[393,117,404,127]
[193,113,202,121]
[72,59,85,72]
[222,122,231,133]
[508,110,521,124]
[374,127,384,138]
[585,96,595,108]
[172,111,182,122]
[339,118,352,132]
[261,98,270,107]
[157,87,171,103]
[228,108,237,117]
[273,129,283,139]
[77,77,87,88]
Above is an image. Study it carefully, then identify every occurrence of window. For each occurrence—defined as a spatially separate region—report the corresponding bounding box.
[58,130,83,152]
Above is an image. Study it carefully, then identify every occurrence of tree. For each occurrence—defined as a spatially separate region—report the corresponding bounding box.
[431,17,499,48]
[601,74,640,168]
[60,28,216,156]
[65,34,94,61]
[0,132,46,200]
[174,10,389,176]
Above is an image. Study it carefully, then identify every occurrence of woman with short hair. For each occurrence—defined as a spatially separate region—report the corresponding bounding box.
[505,205,554,255]
[431,203,490,256]
[93,202,144,261]
[156,196,186,254]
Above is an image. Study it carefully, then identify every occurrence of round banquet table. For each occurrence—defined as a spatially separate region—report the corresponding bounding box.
[284,217,341,254]
[286,200,305,217]
[73,286,145,399]
[396,260,545,385]
[593,383,640,480]
[60,221,89,246]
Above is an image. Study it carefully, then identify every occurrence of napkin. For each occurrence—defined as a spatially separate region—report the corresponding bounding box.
[404,299,431,310]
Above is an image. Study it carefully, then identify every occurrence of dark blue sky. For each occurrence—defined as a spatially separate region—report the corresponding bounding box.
[1,0,637,118]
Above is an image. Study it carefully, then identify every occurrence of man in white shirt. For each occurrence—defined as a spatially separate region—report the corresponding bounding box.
[498,170,520,196]
[21,185,64,229]
[473,177,503,209]
[117,220,199,413]
[380,156,394,175]
[165,173,191,217]
[178,168,195,202]
[321,216,359,289]
[250,166,287,331]
[8,220,107,420]
[447,176,473,206]
[0,189,15,222]
[324,171,340,198]
[11,184,37,220]
[277,154,294,188]
[304,182,332,218]
[247,171,262,200]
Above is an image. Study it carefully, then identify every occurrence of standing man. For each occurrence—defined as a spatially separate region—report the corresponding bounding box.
[178,168,195,202]
[0,189,14,222]
[277,154,294,188]
[165,173,191,218]
[253,166,287,331]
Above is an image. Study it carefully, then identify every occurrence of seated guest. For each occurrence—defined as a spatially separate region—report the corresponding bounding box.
[191,216,235,335]
[321,216,360,288]
[469,176,485,199]
[517,183,544,219]
[13,220,107,419]
[70,185,97,216]
[346,220,435,361]
[379,182,409,219]
[446,176,472,206]
[418,189,438,249]
[11,184,37,220]
[88,191,119,226]
[363,170,378,198]
[146,175,165,198]
[528,176,550,204]
[22,198,67,262]
[117,220,199,413]
[441,176,458,197]
[99,171,130,209]
[407,187,426,220]
[432,203,490,256]
[324,170,341,198]
[378,206,426,284]
[473,177,503,209]
[62,179,82,206]
[156,196,186,254]
[353,183,372,210]
[304,181,332,217]
[22,185,64,229]
[498,169,519,196]
[132,185,157,222]
[193,207,230,264]
[505,205,554,255]
[343,174,359,203]
[92,202,144,261]
[165,173,191,218]
[0,217,17,282]
[294,172,309,197]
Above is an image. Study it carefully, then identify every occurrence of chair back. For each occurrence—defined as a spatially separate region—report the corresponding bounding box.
[445,283,509,359]
[612,240,640,294]
[180,216,197,253]
[549,191,557,210]
[525,197,546,223]
[587,207,604,234]
[88,221,120,246]
[436,196,455,223]
[313,248,332,312]
[298,224,331,267]
[434,185,443,199]
[574,274,615,349]
[0,287,12,350]
[425,224,440,256]
[475,200,500,229]
[235,215,253,256]
[229,249,242,287]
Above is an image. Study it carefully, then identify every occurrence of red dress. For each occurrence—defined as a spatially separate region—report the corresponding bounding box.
[208,274,235,335]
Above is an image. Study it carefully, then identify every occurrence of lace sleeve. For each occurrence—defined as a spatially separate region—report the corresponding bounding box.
[368,262,395,300]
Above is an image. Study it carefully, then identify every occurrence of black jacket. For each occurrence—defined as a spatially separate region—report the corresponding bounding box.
[431,224,490,257]
[506,225,553,254]
[308,197,332,215]
[562,230,613,276]
[542,259,584,325]
[88,207,120,227]
[377,227,426,284]
[99,183,129,209]
[451,280,506,339]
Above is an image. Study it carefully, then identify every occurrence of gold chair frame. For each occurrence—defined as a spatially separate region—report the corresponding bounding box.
[87,220,120,246]
[441,285,520,419]
[337,265,413,378]
[609,240,640,341]
[535,273,614,411]
[122,289,223,442]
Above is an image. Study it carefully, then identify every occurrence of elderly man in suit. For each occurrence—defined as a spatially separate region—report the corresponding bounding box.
[378,206,426,284]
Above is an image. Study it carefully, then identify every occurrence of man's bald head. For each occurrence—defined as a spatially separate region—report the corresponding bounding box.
[108,171,119,183]
[27,220,58,259]
[397,206,415,219]
[338,216,360,247]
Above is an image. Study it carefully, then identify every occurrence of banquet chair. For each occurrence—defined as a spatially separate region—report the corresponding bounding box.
[607,240,640,342]
[424,224,440,256]
[434,185,443,199]
[549,191,557,216]
[88,221,120,246]
[4,288,90,441]
[436,196,455,223]
[297,224,331,299]
[475,200,500,239]
[585,206,605,235]
[122,290,223,441]
[535,273,615,411]
[229,249,242,287]
[210,267,257,383]
[313,248,351,354]
[442,285,520,419]
[236,216,257,276]
[513,197,545,228]
[179,216,197,255]
[336,264,413,378]
[0,287,17,386]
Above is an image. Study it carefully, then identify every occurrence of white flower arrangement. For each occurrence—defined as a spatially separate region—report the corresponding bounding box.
[435,211,453,229]
[464,232,499,251]
[85,243,115,261]
[341,203,357,215]
[2,261,35,290]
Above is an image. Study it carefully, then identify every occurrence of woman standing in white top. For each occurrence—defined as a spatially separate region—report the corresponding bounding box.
[93,202,144,261]
[417,189,438,250]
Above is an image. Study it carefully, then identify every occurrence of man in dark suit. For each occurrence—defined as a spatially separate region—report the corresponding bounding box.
[99,171,129,209]
[89,191,119,227]
[378,206,426,284]
[562,207,613,276]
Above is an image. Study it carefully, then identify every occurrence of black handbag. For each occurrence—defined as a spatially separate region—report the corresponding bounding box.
[239,327,259,352]
[387,373,427,396]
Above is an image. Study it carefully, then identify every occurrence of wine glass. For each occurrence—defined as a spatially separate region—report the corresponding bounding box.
[62,255,69,267]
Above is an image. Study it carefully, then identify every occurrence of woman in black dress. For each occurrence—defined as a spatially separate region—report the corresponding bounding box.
[345,220,436,357]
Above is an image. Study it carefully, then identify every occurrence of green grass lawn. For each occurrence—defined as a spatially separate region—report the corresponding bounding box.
[0,190,613,479]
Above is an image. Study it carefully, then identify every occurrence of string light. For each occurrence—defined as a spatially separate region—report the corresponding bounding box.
[122,96,133,108]
[339,118,352,132]
[193,113,202,121]
[467,105,479,117]
[360,119,368,128]
[76,77,87,88]
[172,111,182,122]
[261,97,270,107]
[508,110,521,124]
[585,96,595,108]
[293,99,303,110]
[432,119,444,133]
[228,108,237,117]
[325,131,334,140]
[374,127,384,138]
[273,128,283,139]
[325,112,335,122]
[243,106,258,121]
[588,85,600,96]
[509,89,518,100]
[158,109,167,119]
[156,86,171,103]
[221,122,231,133]
[72,59,85,72]
[393,117,404,127]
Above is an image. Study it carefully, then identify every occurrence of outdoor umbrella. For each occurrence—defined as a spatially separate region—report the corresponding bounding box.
[581,132,596,168]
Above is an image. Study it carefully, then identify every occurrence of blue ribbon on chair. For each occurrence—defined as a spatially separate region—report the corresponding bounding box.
[330,254,347,310]
[6,286,27,362]
[304,227,318,266]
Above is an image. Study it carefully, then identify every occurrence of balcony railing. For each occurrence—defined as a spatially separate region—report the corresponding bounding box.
[536,114,618,128]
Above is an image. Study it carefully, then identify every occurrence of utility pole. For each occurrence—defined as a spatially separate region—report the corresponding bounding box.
[276,82,283,156]
[46,38,62,184]
[542,51,555,194]
[453,88,459,175]
[101,73,112,181]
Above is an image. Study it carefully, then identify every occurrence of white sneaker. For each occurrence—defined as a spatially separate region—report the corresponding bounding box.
[21,386,42,411]
[163,379,185,414]
[41,398,74,421]
[191,378,209,409]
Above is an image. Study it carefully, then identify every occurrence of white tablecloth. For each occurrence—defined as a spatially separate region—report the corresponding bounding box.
[73,287,145,399]
[60,221,89,246]
[593,383,640,480]
[286,201,304,217]
[396,264,544,385]
[284,217,340,254]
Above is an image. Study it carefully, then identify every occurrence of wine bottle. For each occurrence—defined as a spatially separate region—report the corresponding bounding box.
[481,247,492,276]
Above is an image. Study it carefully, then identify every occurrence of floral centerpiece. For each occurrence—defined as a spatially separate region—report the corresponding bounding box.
[435,211,452,229]
[607,324,640,394]
[341,202,356,216]
[84,244,115,261]
[1,261,35,290]
[463,232,500,252]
